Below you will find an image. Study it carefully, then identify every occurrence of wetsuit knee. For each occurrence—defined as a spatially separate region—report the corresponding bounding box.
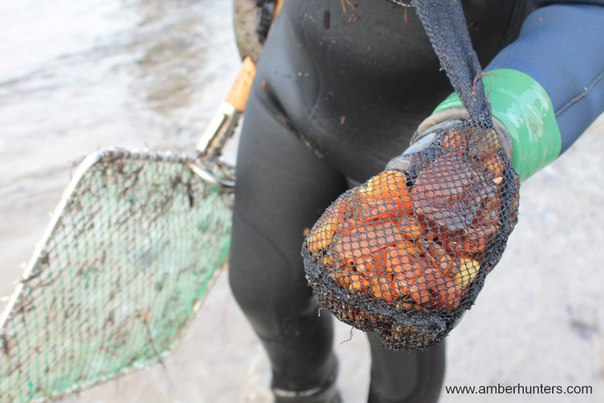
[229,211,310,331]
[229,211,338,391]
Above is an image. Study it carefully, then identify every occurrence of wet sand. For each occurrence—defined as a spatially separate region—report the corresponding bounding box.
[2,1,604,402]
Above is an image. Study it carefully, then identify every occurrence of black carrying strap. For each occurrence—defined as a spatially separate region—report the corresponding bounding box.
[413,0,493,124]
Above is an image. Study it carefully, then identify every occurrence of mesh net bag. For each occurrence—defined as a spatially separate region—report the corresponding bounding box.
[303,121,519,350]
[303,0,521,350]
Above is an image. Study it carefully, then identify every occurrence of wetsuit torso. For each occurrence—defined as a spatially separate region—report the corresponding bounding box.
[254,0,531,181]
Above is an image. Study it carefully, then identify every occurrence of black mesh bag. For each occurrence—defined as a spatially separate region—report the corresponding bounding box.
[302,0,521,350]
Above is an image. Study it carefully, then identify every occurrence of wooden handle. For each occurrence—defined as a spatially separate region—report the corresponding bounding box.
[275,0,284,16]
[224,0,282,112]
[225,56,257,113]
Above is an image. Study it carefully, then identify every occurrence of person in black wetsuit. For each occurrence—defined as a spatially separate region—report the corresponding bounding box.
[228,1,604,402]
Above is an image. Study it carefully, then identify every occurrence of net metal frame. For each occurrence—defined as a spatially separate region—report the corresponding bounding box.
[0,149,232,402]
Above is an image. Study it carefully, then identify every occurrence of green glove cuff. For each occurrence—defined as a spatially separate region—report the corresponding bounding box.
[434,69,561,181]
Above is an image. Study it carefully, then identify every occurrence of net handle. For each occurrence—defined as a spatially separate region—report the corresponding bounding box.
[226,0,282,112]
[224,56,257,113]
[413,0,492,124]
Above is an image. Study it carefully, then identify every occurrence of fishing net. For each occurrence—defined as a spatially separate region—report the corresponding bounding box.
[0,150,232,401]
[303,0,521,350]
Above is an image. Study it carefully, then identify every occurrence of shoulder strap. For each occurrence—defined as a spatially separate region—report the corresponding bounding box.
[413,0,492,125]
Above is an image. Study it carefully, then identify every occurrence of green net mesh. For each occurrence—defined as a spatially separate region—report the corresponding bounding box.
[0,150,232,402]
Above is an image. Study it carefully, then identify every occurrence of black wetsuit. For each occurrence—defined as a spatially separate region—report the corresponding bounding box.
[243,0,532,181]
[228,1,604,402]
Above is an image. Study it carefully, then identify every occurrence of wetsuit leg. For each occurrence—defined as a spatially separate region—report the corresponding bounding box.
[366,335,446,403]
[230,83,447,401]
[228,88,348,392]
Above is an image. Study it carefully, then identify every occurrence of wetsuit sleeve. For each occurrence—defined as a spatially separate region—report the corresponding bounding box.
[486,4,604,154]
[433,4,604,179]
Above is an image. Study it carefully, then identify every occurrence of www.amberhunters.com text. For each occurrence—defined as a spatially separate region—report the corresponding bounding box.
[445,383,593,396]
